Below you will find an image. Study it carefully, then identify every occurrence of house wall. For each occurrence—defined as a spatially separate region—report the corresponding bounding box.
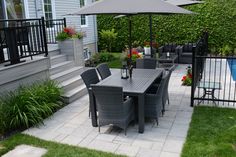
[26,0,98,53]
[0,57,50,93]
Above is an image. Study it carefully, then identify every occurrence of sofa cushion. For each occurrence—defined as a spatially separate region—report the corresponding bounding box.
[183,44,193,52]
[181,52,192,57]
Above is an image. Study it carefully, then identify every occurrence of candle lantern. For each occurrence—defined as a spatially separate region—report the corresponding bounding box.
[166,52,170,58]
[121,65,129,79]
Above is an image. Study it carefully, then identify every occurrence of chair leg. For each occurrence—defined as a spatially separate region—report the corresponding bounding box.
[167,94,170,104]
[155,118,159,126]
[89,106,91,118]
[98,121,100,133]
[124,128,127,136]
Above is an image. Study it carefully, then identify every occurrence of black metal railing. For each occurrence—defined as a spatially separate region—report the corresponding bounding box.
[0,17,67,65]
[45,18,66,44]
[191,32,236,108]
[0,17,48,65]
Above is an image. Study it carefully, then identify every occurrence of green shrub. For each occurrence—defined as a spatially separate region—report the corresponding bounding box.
[220,45,233,56]
[99,29,118,52]
[97,0,236,52]
[85,52,115,67]
[99,53,115,62]
[0,80,63,135]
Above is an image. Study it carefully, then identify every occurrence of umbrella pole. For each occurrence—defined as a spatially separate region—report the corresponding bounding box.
[149,14,153,58]
[128,16,132,65]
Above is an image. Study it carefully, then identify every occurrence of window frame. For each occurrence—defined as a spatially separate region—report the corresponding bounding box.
[80,0,88,27]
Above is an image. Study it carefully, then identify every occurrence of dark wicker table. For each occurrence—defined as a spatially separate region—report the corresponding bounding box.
[157,54,178,70]
[91,68,164,133]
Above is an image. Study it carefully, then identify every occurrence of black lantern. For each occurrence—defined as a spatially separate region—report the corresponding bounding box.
[121,65,129,79]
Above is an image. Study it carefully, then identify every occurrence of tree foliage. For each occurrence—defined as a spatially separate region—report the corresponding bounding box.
[97,0,236,52]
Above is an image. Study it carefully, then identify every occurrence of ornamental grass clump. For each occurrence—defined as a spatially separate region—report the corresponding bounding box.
[182,66,192,86]
[56,27,84,41]
[0,80,63,136]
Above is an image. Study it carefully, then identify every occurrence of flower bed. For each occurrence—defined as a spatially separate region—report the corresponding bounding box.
[182,66,192,86]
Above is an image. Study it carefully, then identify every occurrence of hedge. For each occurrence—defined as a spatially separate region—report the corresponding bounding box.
[97,0,236,52]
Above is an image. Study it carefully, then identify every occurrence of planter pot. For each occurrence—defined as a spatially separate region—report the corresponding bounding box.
[58,38,84,66]
[144,47,151,55]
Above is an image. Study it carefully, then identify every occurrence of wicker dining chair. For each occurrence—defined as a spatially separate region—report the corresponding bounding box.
[91,85,135,135]
[96,63,111,80]
[136,58,157,69]
[145,73,168,125]
[81,68,100,118]
[162,65,175,114]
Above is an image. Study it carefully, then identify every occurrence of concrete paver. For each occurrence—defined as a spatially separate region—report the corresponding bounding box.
[2,145,47,157]
[23,65,193,157]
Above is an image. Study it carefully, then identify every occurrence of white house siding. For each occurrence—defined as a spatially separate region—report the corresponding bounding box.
[27,0,43,18]
[54,0,97,46]
[25,0,97,52]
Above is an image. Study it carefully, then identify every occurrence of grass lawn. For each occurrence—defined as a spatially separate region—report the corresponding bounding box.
[0,133,124,157]
[182,106,236,157]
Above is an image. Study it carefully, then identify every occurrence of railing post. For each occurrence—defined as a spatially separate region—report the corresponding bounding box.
[63,18,67,28]
[190,46,196,107]
[41,17,48,56]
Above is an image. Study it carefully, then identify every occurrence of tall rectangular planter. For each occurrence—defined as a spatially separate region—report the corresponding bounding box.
[58,38,84,66]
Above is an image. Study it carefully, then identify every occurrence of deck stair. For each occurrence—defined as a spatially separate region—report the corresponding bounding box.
[48,46,87,104]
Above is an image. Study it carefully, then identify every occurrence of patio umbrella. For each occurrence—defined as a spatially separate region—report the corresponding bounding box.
[67,0,195,59]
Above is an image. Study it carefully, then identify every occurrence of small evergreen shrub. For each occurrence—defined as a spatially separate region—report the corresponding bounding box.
[85,52,115,67]
[0,80,63,136]
[99,29,118,52]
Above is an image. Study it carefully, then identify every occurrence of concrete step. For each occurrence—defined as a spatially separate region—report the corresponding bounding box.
[62,84,87,104]
[48,49,60,57]
[50,54,67,66]
[50,61,74,75]
[59,75,84,93]
[50,66,84,83]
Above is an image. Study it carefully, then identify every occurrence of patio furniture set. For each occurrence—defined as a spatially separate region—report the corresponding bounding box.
[81,59,174,134]
[158,42,195,64]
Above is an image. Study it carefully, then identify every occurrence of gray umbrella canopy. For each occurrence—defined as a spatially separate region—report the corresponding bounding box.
[166,0,203,7]
[69,0,194,15]
[68,0,195,59]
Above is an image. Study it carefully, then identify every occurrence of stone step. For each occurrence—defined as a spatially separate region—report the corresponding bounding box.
[62,84,87,104]
[59,75,84,93]
[50,66,84,83]
[50,61,74,75]
[50,54,67,66]
[48,49,61,57]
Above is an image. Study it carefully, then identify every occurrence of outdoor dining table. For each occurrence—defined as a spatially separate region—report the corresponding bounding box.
[90,68,164,133]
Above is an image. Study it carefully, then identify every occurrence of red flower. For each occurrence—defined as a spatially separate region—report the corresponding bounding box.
[182,76,187,81]
[188,74,192,78]
[63,27,76,36]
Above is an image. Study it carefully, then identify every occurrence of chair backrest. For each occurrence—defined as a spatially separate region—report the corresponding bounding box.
[183,43,194,52]
[80,68,100,90]
[96,63,111,80]
[162,69,173,105]
[91,85,125,119]
[136,58,157,69]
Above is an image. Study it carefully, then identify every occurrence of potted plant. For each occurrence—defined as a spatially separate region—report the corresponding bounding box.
[56,27,85,66]
[144,42,151,55]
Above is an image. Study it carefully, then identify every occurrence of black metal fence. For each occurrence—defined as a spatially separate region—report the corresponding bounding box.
[45,18,66,44]
[191,32,236,108]
[0,17,66,65]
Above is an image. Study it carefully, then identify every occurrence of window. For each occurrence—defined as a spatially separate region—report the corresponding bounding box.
[44,0,53,20]
[80,0,87,26]
[44,0,53,27]
[5,0,25,19]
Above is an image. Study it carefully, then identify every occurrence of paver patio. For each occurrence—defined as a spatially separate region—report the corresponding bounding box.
[24,64,193,157]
